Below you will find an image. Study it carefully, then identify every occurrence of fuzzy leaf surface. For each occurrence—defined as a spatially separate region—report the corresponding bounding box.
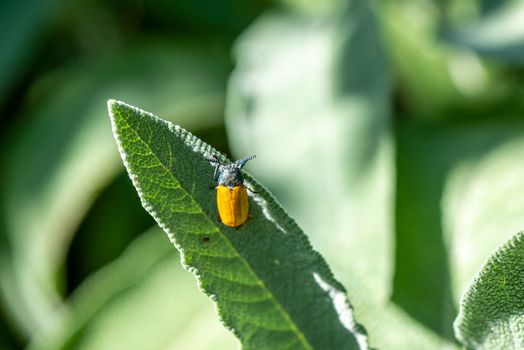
[454,232,524,350]
[108,100,368,350]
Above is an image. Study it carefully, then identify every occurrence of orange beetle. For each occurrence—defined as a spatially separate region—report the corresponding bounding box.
[207,155,255,227]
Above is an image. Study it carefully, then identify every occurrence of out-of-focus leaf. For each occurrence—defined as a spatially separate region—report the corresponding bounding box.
[226,3,391,290]
[439,121,524,304]
[0,41,229,336]
[142,0,270,36]
[480,0,510,15]
[66,172,154,291]
[441,1,524,61]
[454,231,524,350]
[395,119,524,343]
[394,124,466,340]
[108,100,368,349]
[0,0,61,108]
[275,0,345,17]
[225,1,455,349]
[0,304,18,349]
[381,0,512,120]
[29,227,238,350]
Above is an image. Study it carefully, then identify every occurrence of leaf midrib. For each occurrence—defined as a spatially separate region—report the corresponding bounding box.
[114,107,314,350]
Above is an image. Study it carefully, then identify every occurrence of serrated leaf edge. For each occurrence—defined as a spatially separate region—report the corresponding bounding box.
[107,99,321,350]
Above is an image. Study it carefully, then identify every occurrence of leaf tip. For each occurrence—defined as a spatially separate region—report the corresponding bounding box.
[107,99,124,117]
[107,98,116,111]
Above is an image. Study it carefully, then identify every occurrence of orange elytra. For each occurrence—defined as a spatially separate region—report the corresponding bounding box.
[206,155,255,227]
[216,185,249,227]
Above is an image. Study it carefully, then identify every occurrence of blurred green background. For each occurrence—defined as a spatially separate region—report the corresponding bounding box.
[1,0,524,349]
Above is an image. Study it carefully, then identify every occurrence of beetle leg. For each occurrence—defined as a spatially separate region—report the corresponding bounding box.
[246,186,258,194]
[205,155,221,182]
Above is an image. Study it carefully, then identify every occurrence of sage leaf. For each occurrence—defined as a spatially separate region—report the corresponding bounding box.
[108,100,368,350]
[454,231,524,349]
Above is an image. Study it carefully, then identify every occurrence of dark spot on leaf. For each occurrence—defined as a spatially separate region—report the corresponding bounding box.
[202,236,210,243]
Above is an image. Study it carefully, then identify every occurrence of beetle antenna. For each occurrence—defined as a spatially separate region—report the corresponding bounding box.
[235,155,256,169]
[205,155,221,165]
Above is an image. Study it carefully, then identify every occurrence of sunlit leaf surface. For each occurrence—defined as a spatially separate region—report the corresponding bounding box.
[454,231,524,350]
[108,100,368,349]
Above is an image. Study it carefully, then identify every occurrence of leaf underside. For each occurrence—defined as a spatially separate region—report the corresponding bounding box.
[454,231,524,350]
[108,100,368,350]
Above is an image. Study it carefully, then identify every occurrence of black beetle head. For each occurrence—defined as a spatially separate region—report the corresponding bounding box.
[207,155,255,188]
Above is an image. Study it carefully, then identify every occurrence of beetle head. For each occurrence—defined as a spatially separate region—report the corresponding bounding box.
[206,155,255,188]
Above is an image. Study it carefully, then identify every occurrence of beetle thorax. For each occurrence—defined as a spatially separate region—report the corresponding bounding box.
[217,164,244,188]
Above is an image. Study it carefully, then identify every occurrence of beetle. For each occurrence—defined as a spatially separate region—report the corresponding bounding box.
[206,155,256,227]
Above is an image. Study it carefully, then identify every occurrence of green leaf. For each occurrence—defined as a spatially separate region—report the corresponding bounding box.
[29,227,237,350]
[441,1,524,61]
[380,0,511,121]
[0,41,229,336]
[143,0,270,36]
[107,100,368,350]
[395,120,524,341]
[225,2,455,349]
[438,121,524,302]
[454,231,524,350]
[0,0,61,107]
[480,0,509,14]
